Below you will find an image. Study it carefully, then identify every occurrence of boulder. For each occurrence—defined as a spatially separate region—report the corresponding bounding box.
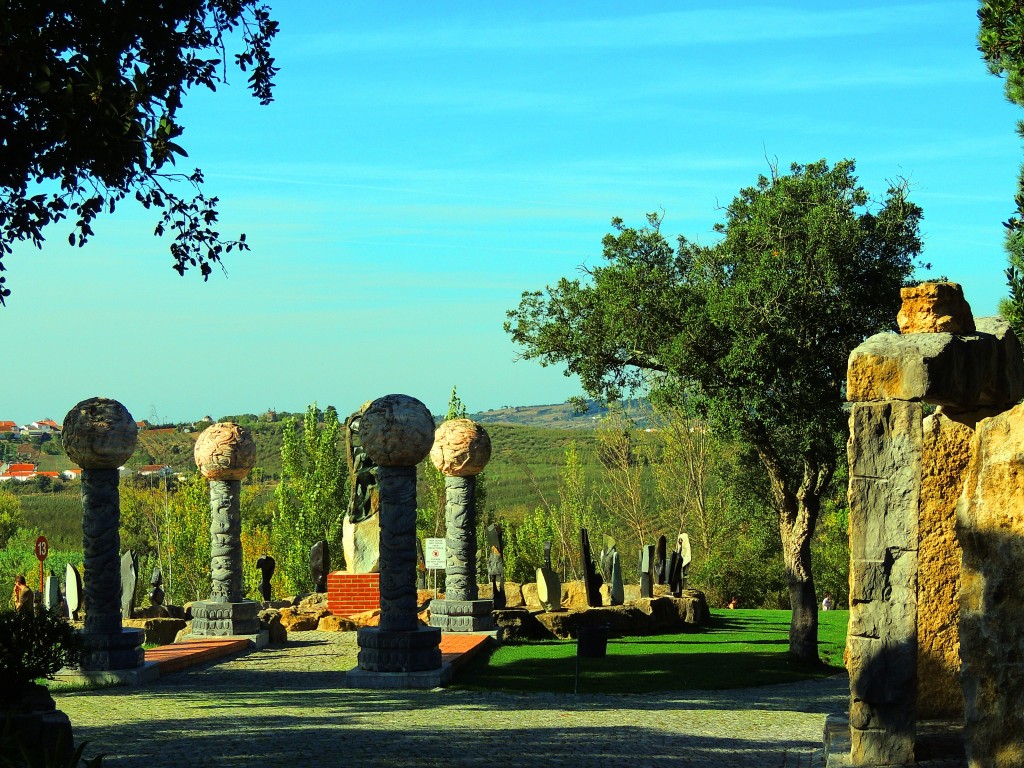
[562,580,591,610]
[122,617,187,646]
[173,621,192,643]
[296,593,330,614]
[317,614,355,632]
[347,609,381,628]
[521,582,541,610]
[896,282,975,335]
[278,607,321,632]
[131,605,170,619]
[491,608,549,641]
[477,581,524,607]
[258,609,287,644]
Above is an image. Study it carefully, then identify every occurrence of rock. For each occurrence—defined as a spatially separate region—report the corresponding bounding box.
[317,614,355,632]
[343,514,381,574]
[491,608,549,641]
[430,419,492,476]
[278,607,321,632]
[122,617,187,645]
[131,605,171,619]
[173,621,193,643]
[348,609,381,628]
[521,582,541,609]
[562,580,590,610]
[897,282,975,335]
[296,593,329,613]
[258,609,287,644]
[477,581,524,607]
[417,590,435,611]
[956,402,1024,767]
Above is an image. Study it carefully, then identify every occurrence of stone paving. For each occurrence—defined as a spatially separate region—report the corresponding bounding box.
[54,631,861,767]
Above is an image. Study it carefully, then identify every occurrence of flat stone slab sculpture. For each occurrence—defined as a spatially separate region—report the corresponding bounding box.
[349,394,447,687]
[428,418,496,633]
[120,550,138,619]
[487,523,506,610]
[190,422,261,637]
[536,541,561,612]
[63,397,146,673]
[65,563,81,621]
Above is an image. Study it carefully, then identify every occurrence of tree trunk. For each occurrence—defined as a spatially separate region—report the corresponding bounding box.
[781,509,818,663]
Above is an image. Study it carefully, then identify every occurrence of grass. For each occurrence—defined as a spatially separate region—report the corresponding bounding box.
[453,608,848,695]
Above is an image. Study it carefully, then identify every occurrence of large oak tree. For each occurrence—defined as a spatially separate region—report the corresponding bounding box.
[506,159,923,661]
[0,1,279,305]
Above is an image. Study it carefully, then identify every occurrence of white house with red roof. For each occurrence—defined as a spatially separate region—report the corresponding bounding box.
[0,462,38,482]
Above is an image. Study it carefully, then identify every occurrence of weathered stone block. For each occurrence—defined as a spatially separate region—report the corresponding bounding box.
[896,281,975,335]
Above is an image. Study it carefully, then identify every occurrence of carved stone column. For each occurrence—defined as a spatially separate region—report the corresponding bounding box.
[62,397,143,671]
[427,418,494,632]
[353,395,441,674]
[190,422,260,636]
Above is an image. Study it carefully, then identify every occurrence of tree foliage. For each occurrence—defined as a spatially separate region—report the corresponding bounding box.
[506,159,922,660]
[273,404,347,594]
[0,1,279,305]
[979,0,1024,334]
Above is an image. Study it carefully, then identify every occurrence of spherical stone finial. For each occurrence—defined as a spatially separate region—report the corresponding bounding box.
[62,397,138,469]
[359,394,435,466]
[897,282,975,334]
[194,422,257,480]
[430,419,492,477]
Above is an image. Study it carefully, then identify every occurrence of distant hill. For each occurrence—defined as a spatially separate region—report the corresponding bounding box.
[469,398,650,429]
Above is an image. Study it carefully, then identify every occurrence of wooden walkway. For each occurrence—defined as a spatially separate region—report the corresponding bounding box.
[144,632,492,676]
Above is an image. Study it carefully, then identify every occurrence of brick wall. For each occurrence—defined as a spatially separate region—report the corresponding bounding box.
[327,571,380,616]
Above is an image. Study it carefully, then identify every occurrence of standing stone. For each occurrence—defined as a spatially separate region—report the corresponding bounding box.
[639,545,655,599]
[62,396,143,671]
[536,541,561,612]
[311,540,330,593]
[847,400,922,767]
[655,535,667,584]
[148,567,164,607]
[608,550,624,606]
[255,555,275,604]
[190,422,260,636]
[579,529,602,608]
[428,418,495,633]
[486,523,505,610]
[65,563,82,621]
[43,574,62,612]
[120,550,138,619]
[353,395,441,674]
[956,402,1024,768]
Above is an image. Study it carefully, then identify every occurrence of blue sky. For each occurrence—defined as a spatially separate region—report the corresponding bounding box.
[4,1,1021,425]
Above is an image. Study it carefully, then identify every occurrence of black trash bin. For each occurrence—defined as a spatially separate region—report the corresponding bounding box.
[577,625,608,658]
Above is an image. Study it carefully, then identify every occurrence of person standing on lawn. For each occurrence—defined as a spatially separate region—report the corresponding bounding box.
[12,574,33,614]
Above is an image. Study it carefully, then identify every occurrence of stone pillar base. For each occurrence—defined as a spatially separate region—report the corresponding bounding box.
[428,598,496,632]
[356,626,441,672]
[79,627,144,671]
[190,600,260,636]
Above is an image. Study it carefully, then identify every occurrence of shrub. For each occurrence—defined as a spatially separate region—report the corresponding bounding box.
[0,609,83,707]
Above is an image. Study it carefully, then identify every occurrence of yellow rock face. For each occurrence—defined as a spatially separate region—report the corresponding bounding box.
[193,422,256,480]
[429,418,492,476]
[897,282,975,334]
[847,354,904,401]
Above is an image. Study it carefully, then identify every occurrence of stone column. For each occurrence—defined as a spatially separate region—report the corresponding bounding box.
[190,422,260,636]
[62,397,144,671]
[427,418,495,632]
[354,395,441,673]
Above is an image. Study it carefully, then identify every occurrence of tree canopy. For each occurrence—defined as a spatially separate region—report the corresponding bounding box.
[506,159,923,661]
[978,0,1024,333]
[0,1,279,305]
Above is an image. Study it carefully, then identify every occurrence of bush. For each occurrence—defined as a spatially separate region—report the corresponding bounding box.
[0,609,83,707]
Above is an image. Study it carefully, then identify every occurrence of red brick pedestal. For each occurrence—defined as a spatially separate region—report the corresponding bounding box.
[327,571,380,617]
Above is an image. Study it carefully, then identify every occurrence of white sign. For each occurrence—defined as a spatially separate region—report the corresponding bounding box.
[424,538,446,569]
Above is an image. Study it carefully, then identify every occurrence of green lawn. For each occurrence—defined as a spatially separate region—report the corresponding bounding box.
[454,608,848,694]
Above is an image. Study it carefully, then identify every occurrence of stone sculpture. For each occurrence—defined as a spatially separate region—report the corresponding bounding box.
[65,563,81,621]
[43,574,62,612]
[536,541,561,612]
[428,418,496,633]
[63,396,143,670]
[148,567,164,607]
[609,549,624,606]
[189,421,260,636]
[120,550,138,619]
[655,534,667,584]
[599,535,616,583]
[354,394,442,673]
[311,539,330,593]
[578,528,603,608]
[486,523,505,609]
[255,555,275,604]
[639,545,655,599]
[667,533,691,597]
[343,405,381,573]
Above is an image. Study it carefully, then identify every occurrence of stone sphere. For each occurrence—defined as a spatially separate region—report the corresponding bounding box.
[194,422,257,480]
[62,397,138,469]
[430,419,491,476]
[359,394,435,466]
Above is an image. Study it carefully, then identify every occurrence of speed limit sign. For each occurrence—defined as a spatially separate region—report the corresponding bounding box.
[34,535,49,561]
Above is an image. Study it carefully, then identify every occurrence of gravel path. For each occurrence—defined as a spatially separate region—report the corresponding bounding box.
[57,631,849,768]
